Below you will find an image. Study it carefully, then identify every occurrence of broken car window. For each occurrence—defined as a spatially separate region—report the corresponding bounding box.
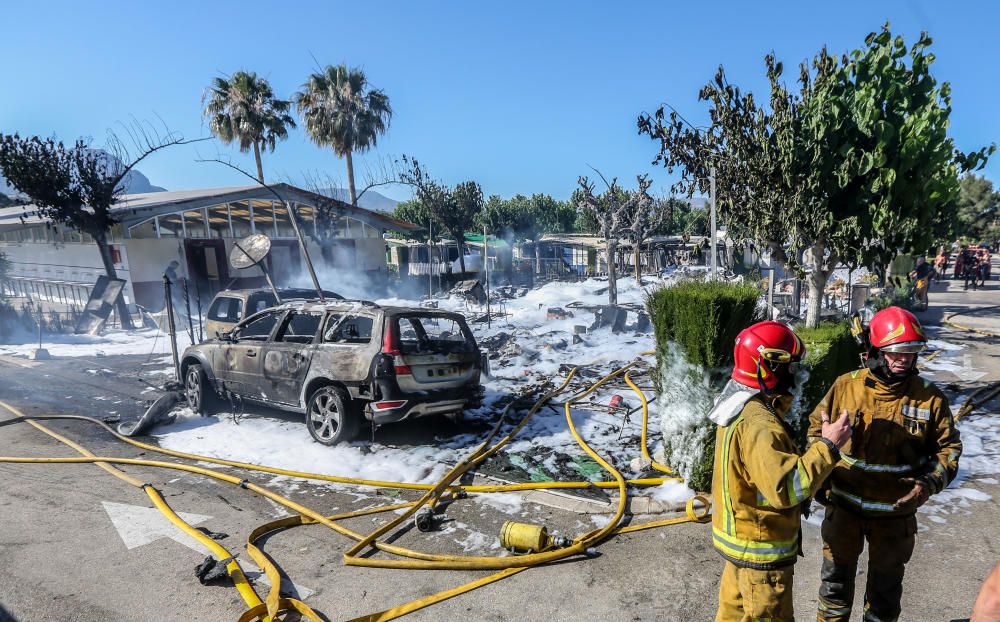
[275,312,322,344]
[324,315,373,344]
[397,316,472,354]
[235,310,282,341]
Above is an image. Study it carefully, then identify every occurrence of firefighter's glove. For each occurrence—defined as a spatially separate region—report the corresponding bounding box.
[893,477,931,511]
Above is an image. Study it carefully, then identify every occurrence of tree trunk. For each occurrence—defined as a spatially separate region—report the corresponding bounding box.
[606,240,618,306]
[345,149,357,207]
[457,237,467,275]
[804,240,836,328]
[253,142,264,183]
[634,243,642,285]
[534,240,541,275]
[95,231,134,330]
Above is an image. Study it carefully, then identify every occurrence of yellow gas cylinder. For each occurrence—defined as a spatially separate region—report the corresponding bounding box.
[500,521,570,554]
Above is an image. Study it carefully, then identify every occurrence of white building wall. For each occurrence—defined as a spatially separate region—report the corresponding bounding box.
[0,239,137,304]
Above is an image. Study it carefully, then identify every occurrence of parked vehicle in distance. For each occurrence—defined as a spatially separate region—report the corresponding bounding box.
[204,288,343,338]
[180,300,485,445]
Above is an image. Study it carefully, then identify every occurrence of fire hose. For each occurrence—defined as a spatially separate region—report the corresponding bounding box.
[0,363,709,621]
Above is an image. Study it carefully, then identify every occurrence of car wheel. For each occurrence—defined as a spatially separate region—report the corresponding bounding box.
[306,386,359,445]
[184,363,217,415]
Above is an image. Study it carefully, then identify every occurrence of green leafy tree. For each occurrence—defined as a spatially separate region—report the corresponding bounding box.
[295,65,392,207]
[0,129,189,329]
[392,199,432,235]
[203,71,296,183]
[640,24,993,327]
[956,174,999,243]
[398,156,480,274]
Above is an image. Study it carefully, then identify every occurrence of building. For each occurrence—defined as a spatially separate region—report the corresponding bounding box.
[0,184,420,311]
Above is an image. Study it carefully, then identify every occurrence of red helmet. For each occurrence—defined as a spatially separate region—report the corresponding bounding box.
[868,306,926,353]
[732,321,805,391]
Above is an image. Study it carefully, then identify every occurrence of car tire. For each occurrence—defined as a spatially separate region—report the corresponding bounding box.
[306,386,360,446]
[184,363,217,416]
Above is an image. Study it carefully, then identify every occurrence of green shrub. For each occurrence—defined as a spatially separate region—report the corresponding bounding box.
[646,279,762,491]
[790,321,862,445]
[647,279,762,368]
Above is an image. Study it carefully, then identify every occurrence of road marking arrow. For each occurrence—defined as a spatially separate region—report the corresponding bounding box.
[957,354,988,383]
[102,501,314,598]
[103,501,213,553]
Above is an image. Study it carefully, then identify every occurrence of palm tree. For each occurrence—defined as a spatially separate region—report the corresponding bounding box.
[203,71,296,183]
[294,65,392,206]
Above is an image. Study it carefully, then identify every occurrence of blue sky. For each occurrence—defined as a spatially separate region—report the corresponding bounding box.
[2,1,997,202]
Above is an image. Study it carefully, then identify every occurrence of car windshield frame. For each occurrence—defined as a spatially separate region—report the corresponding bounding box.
[393,312,475,355]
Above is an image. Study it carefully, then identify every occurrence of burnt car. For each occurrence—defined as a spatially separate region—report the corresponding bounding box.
[204,288,344,338]
[180,301,485,445]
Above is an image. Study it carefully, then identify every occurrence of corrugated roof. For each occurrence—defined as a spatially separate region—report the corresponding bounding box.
[0,183,421,232]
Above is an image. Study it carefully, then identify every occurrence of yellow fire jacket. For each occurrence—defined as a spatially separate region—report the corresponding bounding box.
[712,394,838,569]
[807,368,962,518]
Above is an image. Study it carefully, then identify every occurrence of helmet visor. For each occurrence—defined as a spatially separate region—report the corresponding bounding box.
[759,347,803,364]
[880,341,926,354]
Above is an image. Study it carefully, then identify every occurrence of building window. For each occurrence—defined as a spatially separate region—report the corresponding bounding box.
[158,213,184,238]
[128,218,158,239]
[229,202,253,238]
[183,209,208,238]
[207,205,231,238]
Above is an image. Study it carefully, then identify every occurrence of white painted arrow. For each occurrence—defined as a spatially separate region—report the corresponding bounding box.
[102,501,314,598]
[957,354,988,382]
[102,501,213,553]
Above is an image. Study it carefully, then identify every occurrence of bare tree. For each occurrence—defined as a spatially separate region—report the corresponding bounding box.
[575,172,653,305]
[0,122,194,329]
[625,192,672,284]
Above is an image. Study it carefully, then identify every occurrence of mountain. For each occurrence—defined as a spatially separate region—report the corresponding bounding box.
[316,187,399,212]
[0,149,166,199]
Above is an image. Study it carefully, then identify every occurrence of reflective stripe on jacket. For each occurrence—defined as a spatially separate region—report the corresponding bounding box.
[711,395,838,569]
[807,368,962,518]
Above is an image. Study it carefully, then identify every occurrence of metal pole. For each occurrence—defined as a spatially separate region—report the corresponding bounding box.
[163,275,180,382]
[285,201,324,302]
[428,220,433,299]
[767,268,775,319]
[484,225,491,329]
[710,165,718,280]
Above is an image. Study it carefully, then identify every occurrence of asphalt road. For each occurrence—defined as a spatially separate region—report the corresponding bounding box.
[0,271,998,621]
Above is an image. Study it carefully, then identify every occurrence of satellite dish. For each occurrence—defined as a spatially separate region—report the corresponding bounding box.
[229,233,283,303]
[230,234,271,270]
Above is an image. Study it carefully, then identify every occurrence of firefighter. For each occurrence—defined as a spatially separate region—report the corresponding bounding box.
[809,306,962,622]
[712,321,852,622]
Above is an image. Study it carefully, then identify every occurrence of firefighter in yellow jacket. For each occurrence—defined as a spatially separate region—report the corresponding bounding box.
[712,321,852,621]
[808,306,962,622]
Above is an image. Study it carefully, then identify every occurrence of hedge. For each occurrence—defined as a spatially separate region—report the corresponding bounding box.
[647,280,762,368]
[790,321,862,444]
[647,279,761,491]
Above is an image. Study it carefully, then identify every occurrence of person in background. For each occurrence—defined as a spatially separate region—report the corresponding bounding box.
[933,249,949,283]
[908,256,932,310]
[809,307,962,622]
[711,321,852,622]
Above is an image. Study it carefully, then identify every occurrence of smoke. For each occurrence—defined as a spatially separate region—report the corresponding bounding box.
[286,243,429,302]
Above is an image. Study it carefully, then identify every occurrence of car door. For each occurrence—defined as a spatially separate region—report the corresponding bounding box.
[219,309,284,398]
[261,310,323,406]
[314,312,377,387]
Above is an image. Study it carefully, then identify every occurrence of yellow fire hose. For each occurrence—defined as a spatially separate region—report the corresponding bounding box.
[623,371,674,474]
[0,363,710,621]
